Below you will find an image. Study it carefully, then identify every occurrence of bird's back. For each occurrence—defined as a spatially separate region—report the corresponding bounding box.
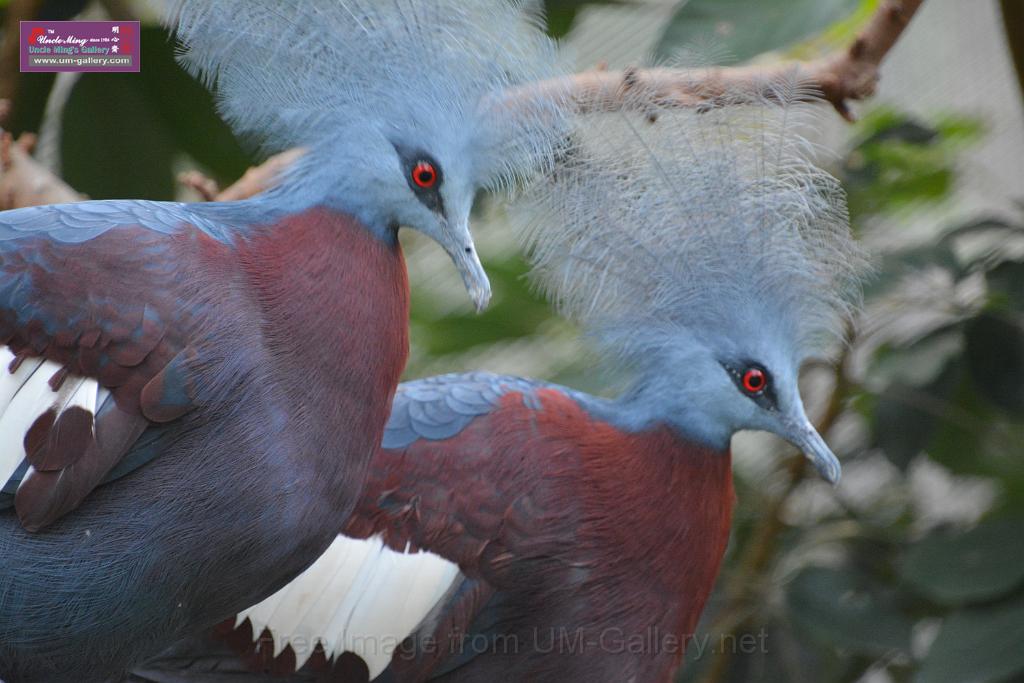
[360,373,735,682]
[173,372,733,682]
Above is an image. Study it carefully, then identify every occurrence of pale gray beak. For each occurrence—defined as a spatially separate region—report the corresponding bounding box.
[782,416,842,485]
[440,218,491,312]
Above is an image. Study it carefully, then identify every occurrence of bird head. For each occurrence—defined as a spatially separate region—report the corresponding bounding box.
[170,0,568,312]
[520,85,867,484]
[618,317,843,484]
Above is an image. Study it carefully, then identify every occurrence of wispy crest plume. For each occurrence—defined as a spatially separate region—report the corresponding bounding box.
[167,0,568,190]
[519,77,868,362]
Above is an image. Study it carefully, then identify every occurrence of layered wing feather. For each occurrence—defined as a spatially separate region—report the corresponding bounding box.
[0,200,233,530]
[171,373,600,680]
[0,349,109,492]
[382,371,549,449]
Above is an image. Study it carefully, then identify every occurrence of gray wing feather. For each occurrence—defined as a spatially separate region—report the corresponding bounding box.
[381,372,589,450]
[0,199,264,245]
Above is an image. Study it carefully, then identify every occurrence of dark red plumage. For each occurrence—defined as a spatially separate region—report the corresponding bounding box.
[3,208,411,530]
[134,383,733,682]
[0,207,413,680]
[346,388,734,682]
[232,210,411,519]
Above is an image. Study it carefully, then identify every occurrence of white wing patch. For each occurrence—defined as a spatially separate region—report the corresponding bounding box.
[237,534,460,677]
[0,347,108,488]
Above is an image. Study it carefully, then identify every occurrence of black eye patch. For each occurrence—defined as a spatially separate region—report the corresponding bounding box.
[720,360,779,411]
[394,145,446,216]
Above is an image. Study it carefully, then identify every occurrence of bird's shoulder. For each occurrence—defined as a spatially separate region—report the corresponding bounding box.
[382,371,602,450]
[0,198,240,245]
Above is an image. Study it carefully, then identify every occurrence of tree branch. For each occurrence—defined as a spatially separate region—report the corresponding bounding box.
[175,148,304,203]
[510,0,923,122]
[0,102,83,208]
[174,0,925,203]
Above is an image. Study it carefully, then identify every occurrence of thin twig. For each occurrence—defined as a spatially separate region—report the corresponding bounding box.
[211,148,304,201]
[177,170,221,202]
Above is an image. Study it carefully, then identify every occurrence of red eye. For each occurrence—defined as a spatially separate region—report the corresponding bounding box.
[742,367,767,394]
[412,161,437,189]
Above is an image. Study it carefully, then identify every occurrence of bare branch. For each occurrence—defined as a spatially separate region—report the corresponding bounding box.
[177,170,221,202]
[0,104,84,209]
[179,149,306,203]
[509,0,924,122]
[211,148,305,202]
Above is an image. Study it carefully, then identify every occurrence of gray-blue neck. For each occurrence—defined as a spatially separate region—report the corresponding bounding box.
[567,373,731,453]
[186,171,396,245]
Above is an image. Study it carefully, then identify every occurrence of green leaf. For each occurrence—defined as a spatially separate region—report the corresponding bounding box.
[871,355,962,470]
[925,372,1024,505]
[787,566,913,656]
[916,596,1024,683]
[842,109,984,219]
[541,0,629,38]
[654,0,860,63]
[902,517,1024,605]
[965,312,1024,415]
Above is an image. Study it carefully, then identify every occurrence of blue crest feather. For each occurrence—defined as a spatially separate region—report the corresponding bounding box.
[519,79,869,369]
[167,0,568,199]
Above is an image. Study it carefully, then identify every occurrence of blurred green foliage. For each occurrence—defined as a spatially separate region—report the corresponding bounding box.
[540,0,631,39]
[654,0,861,63]
[843,109,984,217]
[409,253,553,358]
[61,27,253,199]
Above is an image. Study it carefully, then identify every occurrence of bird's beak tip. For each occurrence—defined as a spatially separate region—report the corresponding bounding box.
[470,282,492,313]
[820,461,842,486]
[435,215,491,312]
[447,238,491,313]
[787,418,842,485]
